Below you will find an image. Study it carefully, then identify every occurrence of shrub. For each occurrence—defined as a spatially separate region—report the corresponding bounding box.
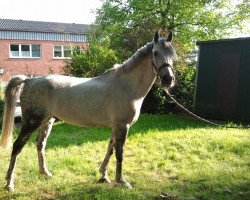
[63,38,119,78]
[142,65,196,114]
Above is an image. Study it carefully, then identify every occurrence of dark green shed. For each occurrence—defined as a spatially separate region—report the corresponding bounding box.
[194,37,250,121]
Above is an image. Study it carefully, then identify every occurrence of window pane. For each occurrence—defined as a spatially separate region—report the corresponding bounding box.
[21,45,29,51]
[32,45,40,57]
[54,51,62,57]
[21,45,30,57]
[54,46,61,51]
[63,46,71,58]
[10,45,19,57]
[54,46,62,57]
[10,45,19,51]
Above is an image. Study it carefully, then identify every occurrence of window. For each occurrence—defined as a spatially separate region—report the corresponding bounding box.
[53,45,72,59]
[10,44,41,58]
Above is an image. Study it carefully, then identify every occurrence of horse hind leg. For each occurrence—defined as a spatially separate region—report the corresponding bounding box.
[99,130,115,183]
[37,117,55,177]
[5,118,42,191]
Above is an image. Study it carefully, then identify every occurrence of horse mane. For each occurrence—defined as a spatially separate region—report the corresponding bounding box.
[102,38,177,76]
[102,42,154,76]
[118,42,154,73]
[100,42,154,75]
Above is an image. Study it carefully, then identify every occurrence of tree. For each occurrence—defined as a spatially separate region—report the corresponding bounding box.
[96,0,249,48]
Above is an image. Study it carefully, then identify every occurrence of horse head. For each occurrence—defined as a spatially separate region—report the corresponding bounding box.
[152,31,176,88]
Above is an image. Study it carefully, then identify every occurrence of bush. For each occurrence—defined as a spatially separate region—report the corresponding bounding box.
[142,65,196,114]
[171,65,196,110]
[63,38,119,78]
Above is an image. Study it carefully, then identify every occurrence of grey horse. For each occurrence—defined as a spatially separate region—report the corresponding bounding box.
[0,31,176,191]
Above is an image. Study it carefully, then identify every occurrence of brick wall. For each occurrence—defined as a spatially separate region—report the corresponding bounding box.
[0,39,86,81]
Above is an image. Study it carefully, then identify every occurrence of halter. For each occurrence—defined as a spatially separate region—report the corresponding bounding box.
[151,53,173,77]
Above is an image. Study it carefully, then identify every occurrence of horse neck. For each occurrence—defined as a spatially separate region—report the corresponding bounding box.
[121,54,156,99]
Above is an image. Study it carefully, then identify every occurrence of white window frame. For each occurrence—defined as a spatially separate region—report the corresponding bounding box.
[53,45,72,59]
[9,44,41,58]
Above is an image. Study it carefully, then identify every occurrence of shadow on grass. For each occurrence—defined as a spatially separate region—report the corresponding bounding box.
[1,175,248,200]
[54,181,249,200]
[0,182,154,200]
[48,183,152,200]
[18,114,213,150]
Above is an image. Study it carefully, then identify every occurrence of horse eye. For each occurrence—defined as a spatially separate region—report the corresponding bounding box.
[154,51,158,57]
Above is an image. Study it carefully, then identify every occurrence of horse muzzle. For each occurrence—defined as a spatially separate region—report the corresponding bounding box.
[159,64,175,88]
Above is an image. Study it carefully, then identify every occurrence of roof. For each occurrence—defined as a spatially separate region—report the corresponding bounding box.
[196,37,250,45]
[0,18,89,34]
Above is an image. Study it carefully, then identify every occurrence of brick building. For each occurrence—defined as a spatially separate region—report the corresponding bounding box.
[0,19,88,82]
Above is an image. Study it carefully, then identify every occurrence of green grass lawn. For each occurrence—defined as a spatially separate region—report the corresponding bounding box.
[0,114,249,200]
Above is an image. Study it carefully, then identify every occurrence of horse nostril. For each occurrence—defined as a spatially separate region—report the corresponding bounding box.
[162,75,173,85]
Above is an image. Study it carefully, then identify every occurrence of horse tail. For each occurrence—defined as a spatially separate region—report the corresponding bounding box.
[0,75,27,148]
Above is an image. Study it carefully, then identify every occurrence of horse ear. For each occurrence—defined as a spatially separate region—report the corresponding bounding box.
[154,31,159,43]
[166,31,173,42]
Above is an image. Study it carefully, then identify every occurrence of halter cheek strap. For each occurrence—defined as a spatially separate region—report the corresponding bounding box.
[151,58,173,77]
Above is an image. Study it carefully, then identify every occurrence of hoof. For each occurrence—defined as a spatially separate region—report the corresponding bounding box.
[98,176,111,183]
[109,180,132,189]
[5,184,14,192]
[40,170,52,177]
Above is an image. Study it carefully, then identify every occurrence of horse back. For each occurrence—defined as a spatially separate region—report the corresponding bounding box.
[20,74,140,127]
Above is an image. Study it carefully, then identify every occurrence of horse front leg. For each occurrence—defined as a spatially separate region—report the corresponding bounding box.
[112,124,132,189]
[99,130,115,183]
[37,117,55,177]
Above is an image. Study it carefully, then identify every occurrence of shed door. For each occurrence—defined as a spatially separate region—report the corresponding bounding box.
[216,53,240,119]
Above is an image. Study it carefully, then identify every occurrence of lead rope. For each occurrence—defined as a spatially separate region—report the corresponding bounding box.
[150,55,249,128]
[163,88,250,129]
[164,88,219,126]
[151,59,219,125]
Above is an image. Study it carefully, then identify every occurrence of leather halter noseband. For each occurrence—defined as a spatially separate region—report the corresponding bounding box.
[151,54,173,77]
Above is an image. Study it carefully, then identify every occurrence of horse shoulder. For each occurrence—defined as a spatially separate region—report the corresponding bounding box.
[130,97,144,124]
